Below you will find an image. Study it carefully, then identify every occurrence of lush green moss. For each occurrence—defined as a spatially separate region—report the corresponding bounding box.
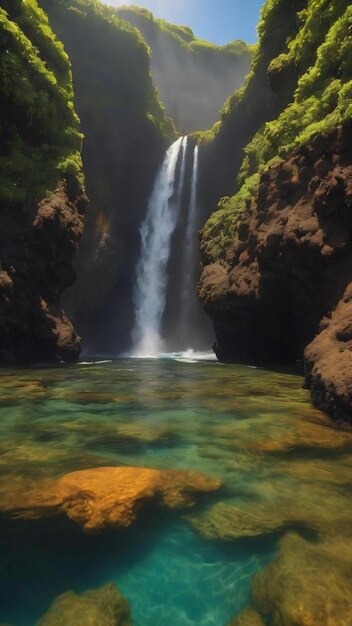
[201,0,352,262]
[40,0,174,140]
[201,174,260,262]
[37,0,176,352]
[0,0,83,205]
[240,0,352,179]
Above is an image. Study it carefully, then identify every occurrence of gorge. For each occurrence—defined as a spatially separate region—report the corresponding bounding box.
[0,0,352,625]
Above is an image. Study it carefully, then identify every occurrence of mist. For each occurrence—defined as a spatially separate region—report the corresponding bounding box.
[117,7,252,131]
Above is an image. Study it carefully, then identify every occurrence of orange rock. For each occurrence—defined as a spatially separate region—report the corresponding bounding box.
[2,466,221,532]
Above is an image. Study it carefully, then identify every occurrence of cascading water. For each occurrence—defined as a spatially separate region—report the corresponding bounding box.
[179,145,199,341]
[132,136,187,356]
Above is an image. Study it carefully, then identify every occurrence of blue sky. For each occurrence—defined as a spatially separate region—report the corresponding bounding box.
[103,0,264,45]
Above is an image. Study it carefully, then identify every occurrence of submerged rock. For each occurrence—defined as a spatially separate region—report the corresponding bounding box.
[228,609,265,626]
[37,583,131,626]
[2,466,221,532]
[187,479,352,541]
[252,532,352,626]
[187,502,290,541]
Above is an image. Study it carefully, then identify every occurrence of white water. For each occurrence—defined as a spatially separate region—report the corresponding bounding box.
[131,350,217,363]
[132,137,187,356]
[179,145,199,341]
[185,145,199,258]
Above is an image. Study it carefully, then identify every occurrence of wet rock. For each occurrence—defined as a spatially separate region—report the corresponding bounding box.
[2,466,221,532]
[187,480,352,541]
[305,283,352,424]
[228,608,265,626]
[247,417,352,454]
[0,184,88,365]
[252,532,352,626]
[187,502,287,540]
[199,122,352,421]
[37,583,131,626]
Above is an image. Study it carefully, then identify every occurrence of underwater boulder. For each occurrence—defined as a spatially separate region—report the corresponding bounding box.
[2,465,221,532]
[37,583,131,626]
[252,532,352,626]
[228,608,265,626]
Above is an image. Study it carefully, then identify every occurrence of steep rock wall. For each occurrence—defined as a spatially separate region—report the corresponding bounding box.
[0,0,87,365]
[39,0,175,354]
[199,122,352,421]
[198,0,352,421]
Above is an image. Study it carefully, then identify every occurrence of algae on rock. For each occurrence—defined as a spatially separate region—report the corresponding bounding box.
[37,584,132,626]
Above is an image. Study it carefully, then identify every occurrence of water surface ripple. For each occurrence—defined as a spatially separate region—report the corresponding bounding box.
[0,359,351,625]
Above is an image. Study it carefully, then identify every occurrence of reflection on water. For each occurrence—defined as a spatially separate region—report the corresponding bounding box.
[0,359,351,625]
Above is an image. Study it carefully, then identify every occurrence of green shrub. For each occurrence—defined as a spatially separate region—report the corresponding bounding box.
[201,0,352,260]
[0,1,83,205]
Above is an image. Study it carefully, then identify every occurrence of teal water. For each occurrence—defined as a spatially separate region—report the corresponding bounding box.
[0,358,351,625]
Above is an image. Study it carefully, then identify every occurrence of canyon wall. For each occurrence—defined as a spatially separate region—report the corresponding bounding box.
[39,0,175,354]
[117,6,252,132]
[0,0,87,364]
[199,0,352,421]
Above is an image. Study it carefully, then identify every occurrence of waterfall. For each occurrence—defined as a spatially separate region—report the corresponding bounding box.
[179,145,199,343]
[184,146,199,280]
[132,136,187,356]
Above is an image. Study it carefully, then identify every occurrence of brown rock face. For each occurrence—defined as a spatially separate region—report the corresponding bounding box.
[2,465,221,532]
[199,122,352,421]
[37,584,131,626]
[0,183,88,365]
[305,283,352,423]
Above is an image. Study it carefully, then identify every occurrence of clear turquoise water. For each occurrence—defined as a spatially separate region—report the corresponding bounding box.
[0,357,350,625]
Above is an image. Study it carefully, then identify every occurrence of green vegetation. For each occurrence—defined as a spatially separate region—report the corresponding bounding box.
[0,0,83,205]
[240,0,352,181]
[201,173,260,262]
[39,0,174,142]
[36,0,176,340]
[201,0,352,262]
[117,5,248,58]
[116,5,252,131]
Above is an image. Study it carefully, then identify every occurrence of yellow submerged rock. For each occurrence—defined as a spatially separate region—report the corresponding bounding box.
[36,583,131,626]
[2,465,221,532]
[252,532,352,626]
[227,608,265,626]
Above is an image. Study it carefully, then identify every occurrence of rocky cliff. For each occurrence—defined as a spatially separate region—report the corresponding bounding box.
[39,0,175,354]
[117,6,252,132]
[0,0,87,365]
[199,0,352,421]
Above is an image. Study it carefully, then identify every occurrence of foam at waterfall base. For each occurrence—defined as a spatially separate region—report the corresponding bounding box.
[168,349,217,363]
[130,349,217,362]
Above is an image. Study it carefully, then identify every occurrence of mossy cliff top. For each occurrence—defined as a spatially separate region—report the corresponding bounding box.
[39,0,174,142]
[0,0,83,205]
[117,5,249,58]
[199,0,352,262]
[116,5,252,131]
